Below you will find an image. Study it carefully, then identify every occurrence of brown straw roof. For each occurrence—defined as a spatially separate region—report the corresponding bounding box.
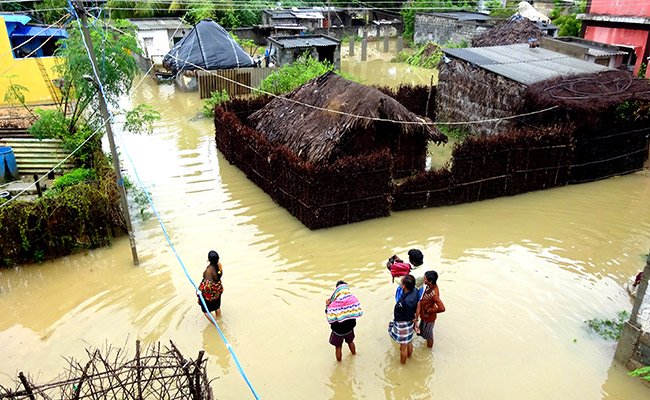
[248,72,445,164]
[524,70,650,112]
[473,17,545,47]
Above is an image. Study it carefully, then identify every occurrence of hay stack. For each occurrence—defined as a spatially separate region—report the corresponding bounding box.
[248,72,445,164]
[473,17,545,47]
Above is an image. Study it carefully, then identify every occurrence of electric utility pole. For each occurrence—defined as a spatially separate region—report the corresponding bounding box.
[71,0,139,265]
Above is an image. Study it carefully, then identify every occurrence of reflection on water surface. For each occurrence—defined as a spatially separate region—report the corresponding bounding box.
[1,73,649,400]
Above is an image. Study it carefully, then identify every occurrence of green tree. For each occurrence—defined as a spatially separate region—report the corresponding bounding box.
[551,0,586,37]
[34,0,69,25]
[28,18,158,166]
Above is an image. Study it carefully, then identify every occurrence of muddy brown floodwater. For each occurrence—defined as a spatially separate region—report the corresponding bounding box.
[1,72,650,399]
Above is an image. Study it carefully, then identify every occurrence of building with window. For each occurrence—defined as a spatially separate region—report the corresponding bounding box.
[578,0,650,78]
[0,14,67,105]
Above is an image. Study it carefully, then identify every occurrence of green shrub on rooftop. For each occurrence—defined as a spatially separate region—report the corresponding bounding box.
[258,55,335,95]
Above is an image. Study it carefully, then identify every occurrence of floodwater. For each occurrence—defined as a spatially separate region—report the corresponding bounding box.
[1,76,650,400]
[340,39,437,87]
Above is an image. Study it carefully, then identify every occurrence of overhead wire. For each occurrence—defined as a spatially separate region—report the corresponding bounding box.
[0,12,69,59]
[163,50,559,126]
[74,10,262,400]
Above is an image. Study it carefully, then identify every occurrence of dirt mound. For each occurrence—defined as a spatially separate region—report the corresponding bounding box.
[472,17,545,47]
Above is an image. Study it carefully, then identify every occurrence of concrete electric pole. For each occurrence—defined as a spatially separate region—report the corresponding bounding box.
[72,0,139,265]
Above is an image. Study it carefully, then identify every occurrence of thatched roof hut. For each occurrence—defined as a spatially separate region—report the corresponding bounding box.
[472,17,546,47]
[248,72,446,177]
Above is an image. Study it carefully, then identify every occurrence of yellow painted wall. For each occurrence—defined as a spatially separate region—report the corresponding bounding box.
[0,16,63,106]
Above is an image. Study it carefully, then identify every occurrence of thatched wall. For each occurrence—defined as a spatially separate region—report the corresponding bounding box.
[436,59,526,136]
[522,71,650,183]
[393,127,573,210]
[375,84,437,120]
[215,100,392,229]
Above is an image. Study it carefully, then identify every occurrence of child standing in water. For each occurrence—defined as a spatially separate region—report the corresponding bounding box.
[198,250,223,321]
[415,270,445,348]
[326,280,363,362]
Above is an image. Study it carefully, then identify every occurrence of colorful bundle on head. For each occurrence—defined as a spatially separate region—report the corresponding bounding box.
[326,284,363,323]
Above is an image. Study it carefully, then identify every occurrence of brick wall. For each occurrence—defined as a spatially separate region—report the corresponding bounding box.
[414,14,494,45]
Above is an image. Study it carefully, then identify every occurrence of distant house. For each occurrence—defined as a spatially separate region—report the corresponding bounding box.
[0,14,67,105]
[578,0,650,78]
[262,9,325,30]
[415,11,557,46]
[414,11,494,45]
[128,18,190,70]
[267,35,341,70]
[539,36,628,68]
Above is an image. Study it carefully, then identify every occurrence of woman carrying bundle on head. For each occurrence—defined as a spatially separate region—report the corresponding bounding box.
[325,280,363,362]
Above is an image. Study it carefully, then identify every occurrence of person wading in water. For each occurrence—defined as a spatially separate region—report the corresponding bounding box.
[198,250,223,321]
[388,274,420,364]
[415,270,445,348]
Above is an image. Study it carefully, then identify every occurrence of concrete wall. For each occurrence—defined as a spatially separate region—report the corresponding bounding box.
[136,29,171,65]
[414,14,493,45]
[275,45,340,70]
[615,257,650,373]
[588,0,650,16]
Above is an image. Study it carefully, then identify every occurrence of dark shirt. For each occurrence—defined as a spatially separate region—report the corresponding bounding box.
[394,289,419,322]
[330,319,356,335]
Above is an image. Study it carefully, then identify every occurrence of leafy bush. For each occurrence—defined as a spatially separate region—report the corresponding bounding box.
[124,104,160,134]
[202,89,231,118]
[405,40,466,69]
[438,123,471,141]
[487,0,519,18]
[585,311,629,340]
[258,55,335,95]
[630,366,650,382]
[28,109,98,167]
[52,168,97,191]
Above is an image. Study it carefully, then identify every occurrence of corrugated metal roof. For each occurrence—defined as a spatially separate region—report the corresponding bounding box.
[11,25,67,38]
[128,18,191,31]
[444,44,611,85]
[269,35,339,49]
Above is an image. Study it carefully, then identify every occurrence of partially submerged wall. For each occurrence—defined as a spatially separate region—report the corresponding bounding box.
[436,59,527,136]
[414,14,492,45]
[615,258,650,372]
[214,101,392,229]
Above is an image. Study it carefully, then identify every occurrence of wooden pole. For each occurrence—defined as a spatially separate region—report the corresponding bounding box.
[18,372,36,400]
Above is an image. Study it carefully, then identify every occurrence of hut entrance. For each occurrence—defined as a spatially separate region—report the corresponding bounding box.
[316,46,335,65]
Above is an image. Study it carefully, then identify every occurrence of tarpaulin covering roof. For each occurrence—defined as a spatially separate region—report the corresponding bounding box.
[0,13,31,25]
[163,19,253,73]
[10,24,67,38]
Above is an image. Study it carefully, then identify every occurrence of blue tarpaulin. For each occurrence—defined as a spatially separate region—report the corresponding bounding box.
[10,25,67,38]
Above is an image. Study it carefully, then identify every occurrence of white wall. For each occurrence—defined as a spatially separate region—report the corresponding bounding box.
[136,29,173,65]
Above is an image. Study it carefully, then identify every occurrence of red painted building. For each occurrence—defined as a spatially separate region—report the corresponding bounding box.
[579,0,650,78]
